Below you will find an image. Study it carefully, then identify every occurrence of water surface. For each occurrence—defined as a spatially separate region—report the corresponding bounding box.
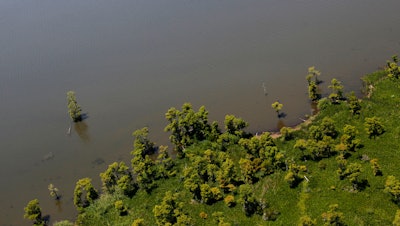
[1,1,400,224]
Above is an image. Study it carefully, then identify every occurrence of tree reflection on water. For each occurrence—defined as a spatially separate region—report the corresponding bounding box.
[74,121,90,142]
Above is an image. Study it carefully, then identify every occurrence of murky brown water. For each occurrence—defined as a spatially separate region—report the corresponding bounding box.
[1,1,400,225]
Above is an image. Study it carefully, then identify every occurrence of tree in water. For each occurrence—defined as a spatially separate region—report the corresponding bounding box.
[48,184,61,200]
[73,178,98,211]
[67,91,82,122]
[328,78,344,103]
[306,66,321,84]
[271,101,284,118]
[24,199,44,226]
[308,81,320,102]
[386,55,400,79]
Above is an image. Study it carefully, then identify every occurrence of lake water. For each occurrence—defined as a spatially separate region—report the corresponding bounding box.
[1,1,400,225]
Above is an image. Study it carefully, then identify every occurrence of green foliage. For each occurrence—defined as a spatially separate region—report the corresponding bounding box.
[48,183,60,200]
[315,117,338,139]
[134,155,158,192]
[238,132,284,177]
[328,78,344,103]
[212,211,232,226]
[67,91,82,122]
[153,191,191,226]
[131,128,159,193]
[386,55,400,79]
[370,158,382,176]
[280,127,294,141]
[53,220,74,226]
[238,184,259,216]
[308,81,319,101]
[216,157,237,191]
[365,117,385,138]
[272,101,283,117]
[385,176,400,203]
[343,162,363,190]
[307,66,321,84]
[26,66,400,225]
[199,211,208,219]
[156,145,176,178]
[132,218,145,226]
[73,177,99,211]
[182,148,237,201]
[321,204,345,225]
[284,161,307,188]
[335,125,361,155]
[317,97,331,111]
[100,161,138,197]
[164,103,217,156]
[114,200,128,216]
[224,195,236,207]
[393,209,400,226]
[132,127,155,157]
[23,199,44,226]
[298,215,317,226]
[347,92,362,115]
[223,114,249,139]
[200,184,223,204]
[294,139,308,157]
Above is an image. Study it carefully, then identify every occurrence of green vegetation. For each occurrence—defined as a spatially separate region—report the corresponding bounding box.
[24,199,44,226]
[48,184,60,200]
[66,91,82,122]
[271,101,283,118]
[24,57,400,225]
[328,78,344,103]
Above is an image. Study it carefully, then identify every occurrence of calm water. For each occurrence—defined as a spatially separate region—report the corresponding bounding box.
[1,1,400,225]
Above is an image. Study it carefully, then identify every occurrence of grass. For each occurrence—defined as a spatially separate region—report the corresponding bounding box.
[66,70,400,225]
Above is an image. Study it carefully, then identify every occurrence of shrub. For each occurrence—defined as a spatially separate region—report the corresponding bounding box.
[321,204,345,226]
[299,215,317,226]
[199,211,208,219]
[370,159,382,176]
[393,209,400,226]
[365,117,385,138]
[132,218,145,226]
[280,127,294,141]
[224,195,236,207]
[114,200,128,216]
[385,176,400,203]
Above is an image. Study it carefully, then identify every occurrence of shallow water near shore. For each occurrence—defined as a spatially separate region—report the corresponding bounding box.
[1,1,400,224]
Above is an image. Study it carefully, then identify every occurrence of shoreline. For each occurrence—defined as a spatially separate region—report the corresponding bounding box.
[257,115,316,139]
